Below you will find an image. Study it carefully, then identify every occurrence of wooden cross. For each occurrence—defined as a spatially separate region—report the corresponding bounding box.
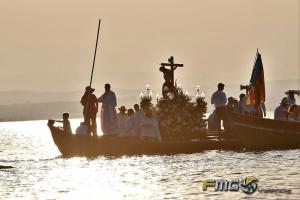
[160,56,184,87]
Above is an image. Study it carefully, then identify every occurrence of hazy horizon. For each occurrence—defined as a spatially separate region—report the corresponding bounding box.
[0,78,298,92]
[0,78,299,121]
[0,0,299,92]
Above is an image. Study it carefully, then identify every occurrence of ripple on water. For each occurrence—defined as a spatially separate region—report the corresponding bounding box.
[0,120,299,199]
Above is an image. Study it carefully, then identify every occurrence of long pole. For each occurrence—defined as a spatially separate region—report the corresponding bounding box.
[89,19,101,87]
[84,19,101,133]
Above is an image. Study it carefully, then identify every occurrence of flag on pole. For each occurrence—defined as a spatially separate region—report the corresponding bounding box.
[246,50,266,110]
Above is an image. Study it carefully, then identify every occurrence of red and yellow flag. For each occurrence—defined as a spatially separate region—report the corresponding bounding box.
[246,51,265,110]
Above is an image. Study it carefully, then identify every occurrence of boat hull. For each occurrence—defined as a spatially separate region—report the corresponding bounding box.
[48,123,242,157]
[230,113,300,150]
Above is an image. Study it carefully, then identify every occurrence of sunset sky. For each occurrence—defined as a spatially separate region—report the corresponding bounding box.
[0,0,299,92]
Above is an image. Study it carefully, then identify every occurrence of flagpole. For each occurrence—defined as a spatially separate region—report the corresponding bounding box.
[253,48,259,68]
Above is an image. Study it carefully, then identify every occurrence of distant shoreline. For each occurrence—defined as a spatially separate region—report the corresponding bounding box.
[0,79,298,122]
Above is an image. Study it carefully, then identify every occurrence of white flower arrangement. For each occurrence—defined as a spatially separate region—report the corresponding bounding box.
[139,85,207,141]
[156,86,208,141]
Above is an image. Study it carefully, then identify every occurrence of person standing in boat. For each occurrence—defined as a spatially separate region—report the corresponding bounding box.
[208,110,217,131]
[98,83,118,135]
[125,108,139,137]
[133,104,144,134]
[80,86,98,136]
[226,97,237,113]
[274,97,289,121]
[211,83,228,133]
[140,108,162,141]
[235,93,246,114]
[117,106,128,136]
[287,90,296,105]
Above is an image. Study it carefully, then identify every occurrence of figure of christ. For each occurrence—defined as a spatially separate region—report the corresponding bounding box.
[159,66,173,97]
[159,56,184,97]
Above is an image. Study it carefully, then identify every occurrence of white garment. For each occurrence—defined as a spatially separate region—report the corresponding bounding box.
[133,110,144,129]
[98,91,118,135]
[117,113,128,129]
[287,96,296,105]
[140,115,161,141]
[208,111,217,131]
[211,90,227,108]
[125,115,139,137]
[117,113,128,136]
[75,124,89,136]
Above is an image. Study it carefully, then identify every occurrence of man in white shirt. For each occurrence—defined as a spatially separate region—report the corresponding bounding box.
[211,83,228,133]
[98,84,118,135]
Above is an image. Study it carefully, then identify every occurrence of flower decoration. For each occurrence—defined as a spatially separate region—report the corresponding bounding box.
[155,86,207,141]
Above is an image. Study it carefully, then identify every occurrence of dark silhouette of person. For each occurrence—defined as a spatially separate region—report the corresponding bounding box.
[80,86,98,137]
[274,97,289,121]
[55,112,72,135]
[287,90,296,105]
[211,83,229,133]
[226,97,237,113]
[235,93,246,114]
[159,66,173,97]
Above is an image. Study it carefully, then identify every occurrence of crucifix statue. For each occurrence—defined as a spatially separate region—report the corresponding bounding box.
[159,56,184,97]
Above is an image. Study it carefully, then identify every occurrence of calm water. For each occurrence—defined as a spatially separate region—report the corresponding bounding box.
[0,119,299,200]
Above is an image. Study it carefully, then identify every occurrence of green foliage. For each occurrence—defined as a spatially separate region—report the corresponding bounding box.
[156,87,207,141]
[139,86,208,141]
[140,96,153,110]
[195,96,207,118]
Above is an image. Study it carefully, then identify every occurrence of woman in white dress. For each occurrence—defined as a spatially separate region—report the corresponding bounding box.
[125,109,140,137]
[140,108,162,142]
[117,106,128,136]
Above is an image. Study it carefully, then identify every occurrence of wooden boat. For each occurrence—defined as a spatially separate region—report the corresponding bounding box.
[230,113,300,150]
[48,120,242,157]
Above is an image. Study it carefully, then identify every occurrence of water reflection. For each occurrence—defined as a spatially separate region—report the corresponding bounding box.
[0,120,299,199]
